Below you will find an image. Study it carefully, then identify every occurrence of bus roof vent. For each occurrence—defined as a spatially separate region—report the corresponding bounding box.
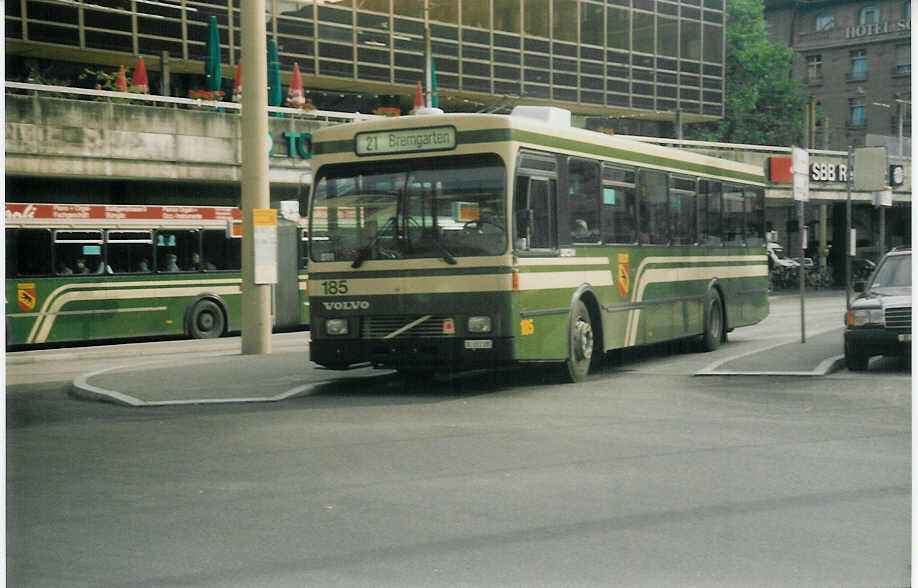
[510,106,571,127]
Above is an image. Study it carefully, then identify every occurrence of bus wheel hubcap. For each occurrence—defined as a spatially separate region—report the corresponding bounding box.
[199,313,214,330]
[575,319,593,361]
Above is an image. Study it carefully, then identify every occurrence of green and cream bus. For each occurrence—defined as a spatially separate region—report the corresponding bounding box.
[307,107,768,381]
[5,203,309,347]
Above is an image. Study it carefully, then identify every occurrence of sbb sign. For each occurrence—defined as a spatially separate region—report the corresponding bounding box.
[769,156,848,183]
[810,162,848,182]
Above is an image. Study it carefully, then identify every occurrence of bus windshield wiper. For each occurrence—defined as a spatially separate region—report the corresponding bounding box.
[428,235,457,265]
[351,216,397,268]
[405,216,457,265]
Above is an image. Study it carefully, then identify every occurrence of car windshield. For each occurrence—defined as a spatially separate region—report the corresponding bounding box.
[310,154,506,264]
[869,253,911,288]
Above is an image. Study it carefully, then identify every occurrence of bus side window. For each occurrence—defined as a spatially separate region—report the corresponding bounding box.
[723,185,745,246]
[106,231,153,273]
[698,180,722,246]
[670,175,696,246]
[528,178,557,250]
[602,186,638,244]
[156,229,200,272]
[8,229,53,276]
[202,229,238,271]
[744,188,765,246]
[638,170,668,245]
[568,158,601,243]
[54,230,104,275]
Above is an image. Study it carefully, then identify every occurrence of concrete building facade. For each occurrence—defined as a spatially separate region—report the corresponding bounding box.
[6,0,727,131]
[764,0,911,153]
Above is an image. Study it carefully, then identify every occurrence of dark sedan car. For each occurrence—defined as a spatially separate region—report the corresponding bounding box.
[843,248,911,371]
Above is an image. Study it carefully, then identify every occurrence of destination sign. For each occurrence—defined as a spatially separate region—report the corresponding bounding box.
[355,125,456,156]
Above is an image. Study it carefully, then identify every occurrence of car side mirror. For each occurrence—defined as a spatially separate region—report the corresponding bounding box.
[853,280,866,293]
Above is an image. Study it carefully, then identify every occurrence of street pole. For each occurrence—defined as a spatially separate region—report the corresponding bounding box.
[845,146,852,310]
[424,0,431,109]
[798,200,806,343]
[241,0,272,354]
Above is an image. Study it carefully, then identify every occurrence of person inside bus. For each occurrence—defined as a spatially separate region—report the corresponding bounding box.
[74,257,89,274]
[163,253,180,272]
[137,258,152,273]
[189,251,217,271]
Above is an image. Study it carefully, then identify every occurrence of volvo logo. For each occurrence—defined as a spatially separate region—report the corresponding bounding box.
[322,300,370,310]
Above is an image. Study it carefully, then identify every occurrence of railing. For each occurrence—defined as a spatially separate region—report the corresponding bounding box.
[5,82,381,123]
[617,134,910,162]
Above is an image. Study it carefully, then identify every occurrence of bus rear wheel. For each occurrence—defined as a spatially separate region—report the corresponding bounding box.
[564,299,595,383]
[188,300,225,339]
[700,289,724,351]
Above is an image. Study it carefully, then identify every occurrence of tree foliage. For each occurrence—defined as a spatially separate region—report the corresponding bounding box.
[686,0,806,146]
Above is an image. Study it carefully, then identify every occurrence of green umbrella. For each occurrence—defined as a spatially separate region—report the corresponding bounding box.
[204,15,222,94]
[268,39,282,109]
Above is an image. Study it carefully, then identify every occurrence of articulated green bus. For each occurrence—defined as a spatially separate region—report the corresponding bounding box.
[307,107,768,381]
[5,203,309,347]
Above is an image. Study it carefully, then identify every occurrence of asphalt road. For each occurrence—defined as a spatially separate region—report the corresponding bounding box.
[5,292,911,587]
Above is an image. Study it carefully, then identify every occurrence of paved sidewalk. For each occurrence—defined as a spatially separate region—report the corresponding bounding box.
[71,351,381,406]
[64,332,847,407]
[695,327,844,376]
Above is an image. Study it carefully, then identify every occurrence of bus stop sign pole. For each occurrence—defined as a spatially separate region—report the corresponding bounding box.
[792,146,808,343]
[241,0,272,354]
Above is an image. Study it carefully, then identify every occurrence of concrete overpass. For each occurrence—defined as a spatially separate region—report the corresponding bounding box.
[6,83,910,260]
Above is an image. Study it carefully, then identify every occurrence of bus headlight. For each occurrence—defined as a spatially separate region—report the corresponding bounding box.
[467,316,492,333]
[325,318,349,335]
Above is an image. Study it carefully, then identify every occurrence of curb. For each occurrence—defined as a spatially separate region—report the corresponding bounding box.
[70,359,324,407]
[695,354,845,377]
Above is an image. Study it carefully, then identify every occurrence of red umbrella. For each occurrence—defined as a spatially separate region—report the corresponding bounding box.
[114,65,128,92]
[131,56,149,93]
[412,81,423,111]
[286,63,305,108]
[232,61,242,102]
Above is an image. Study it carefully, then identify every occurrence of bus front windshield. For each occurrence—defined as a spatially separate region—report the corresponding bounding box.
[310,154,506,265]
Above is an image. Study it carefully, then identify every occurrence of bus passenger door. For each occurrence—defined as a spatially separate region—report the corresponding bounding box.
[274,219,300,329]
[515,177,558,251]
[514,175,566,360]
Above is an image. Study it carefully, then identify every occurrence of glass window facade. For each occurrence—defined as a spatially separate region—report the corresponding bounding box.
[6,0,725,118]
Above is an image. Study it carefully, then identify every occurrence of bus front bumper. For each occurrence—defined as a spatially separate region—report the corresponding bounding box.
[311,337,515,370]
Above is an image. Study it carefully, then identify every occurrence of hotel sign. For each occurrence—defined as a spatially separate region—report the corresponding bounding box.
[846,19,910,39]
[355,126,456,156]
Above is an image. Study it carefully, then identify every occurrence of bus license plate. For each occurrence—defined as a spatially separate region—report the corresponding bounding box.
[898,334,911,342]
[464,340,493,350]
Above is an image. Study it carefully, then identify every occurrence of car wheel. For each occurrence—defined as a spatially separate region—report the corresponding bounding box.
[844,340,870,371]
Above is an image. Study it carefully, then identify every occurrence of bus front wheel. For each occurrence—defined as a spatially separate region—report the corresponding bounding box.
[700,289,724,351]
[564,299,595,383]
[188,300,225,339]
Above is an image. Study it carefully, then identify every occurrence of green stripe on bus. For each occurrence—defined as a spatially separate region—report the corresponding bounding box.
[309,266,512,280]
